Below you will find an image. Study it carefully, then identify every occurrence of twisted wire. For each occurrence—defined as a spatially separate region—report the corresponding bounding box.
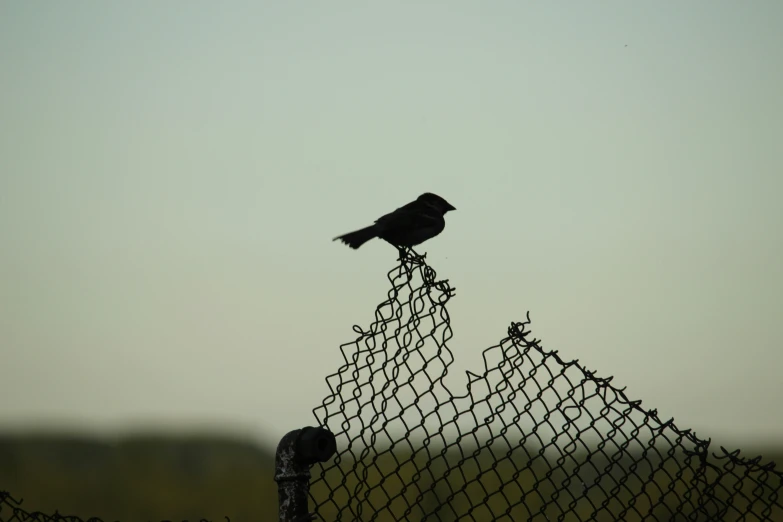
[309,250,783,521]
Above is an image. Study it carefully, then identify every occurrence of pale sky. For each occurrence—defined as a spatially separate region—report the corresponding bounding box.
[1,2,781,449]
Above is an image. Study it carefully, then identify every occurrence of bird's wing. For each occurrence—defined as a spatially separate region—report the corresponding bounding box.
[374,201,440,232]
[374,200,420,223]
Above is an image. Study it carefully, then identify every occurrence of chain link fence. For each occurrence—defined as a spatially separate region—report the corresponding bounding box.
[0,491,233,522]
[2,251,781,522]
[309,250,783,521]
[0,492,101,522]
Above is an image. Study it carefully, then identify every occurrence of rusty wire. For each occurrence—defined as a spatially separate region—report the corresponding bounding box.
[0,492,105,522]
[0,492,229,522]
[310,249,783,521]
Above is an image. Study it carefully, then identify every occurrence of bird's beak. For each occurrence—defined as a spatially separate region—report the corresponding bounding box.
[446,202,456,211]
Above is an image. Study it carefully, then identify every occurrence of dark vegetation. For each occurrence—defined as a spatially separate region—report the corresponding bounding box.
[1,433,780,521]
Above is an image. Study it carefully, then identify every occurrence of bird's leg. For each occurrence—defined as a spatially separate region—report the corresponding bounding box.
[396,246,418,280]
[398,246,427,264]
[408,248,426,262]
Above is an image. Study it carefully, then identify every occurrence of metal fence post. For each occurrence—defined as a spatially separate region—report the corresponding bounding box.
[275,426,336,522]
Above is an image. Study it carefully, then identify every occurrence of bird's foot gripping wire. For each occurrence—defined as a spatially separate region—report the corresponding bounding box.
[396,247,429,279]
[397,246,427,265]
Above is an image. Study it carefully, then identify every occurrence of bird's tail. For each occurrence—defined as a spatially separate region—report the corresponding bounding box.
[333,225,378,249]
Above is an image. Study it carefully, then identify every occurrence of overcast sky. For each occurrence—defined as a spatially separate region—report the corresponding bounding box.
[1,1,781,450]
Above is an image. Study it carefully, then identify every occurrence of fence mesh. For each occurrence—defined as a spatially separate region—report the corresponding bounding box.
[310,249,783,522]
[0,491,233,522]
[0,492,102,522]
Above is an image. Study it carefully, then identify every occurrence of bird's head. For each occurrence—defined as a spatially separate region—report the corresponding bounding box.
[418,192,456,214]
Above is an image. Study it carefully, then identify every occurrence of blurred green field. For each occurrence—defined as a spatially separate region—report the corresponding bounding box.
[0,434,277,521]
[1,434,781,521]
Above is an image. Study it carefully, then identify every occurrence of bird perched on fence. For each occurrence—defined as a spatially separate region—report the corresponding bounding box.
[333,192,456,250]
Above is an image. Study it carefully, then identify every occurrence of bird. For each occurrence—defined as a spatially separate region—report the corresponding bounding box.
[333,192,456,250]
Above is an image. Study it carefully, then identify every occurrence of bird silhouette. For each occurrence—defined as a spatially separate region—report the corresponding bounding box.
[334,192,456,250]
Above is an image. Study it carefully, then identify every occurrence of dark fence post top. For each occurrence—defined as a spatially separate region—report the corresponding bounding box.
[275,427,336,522]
